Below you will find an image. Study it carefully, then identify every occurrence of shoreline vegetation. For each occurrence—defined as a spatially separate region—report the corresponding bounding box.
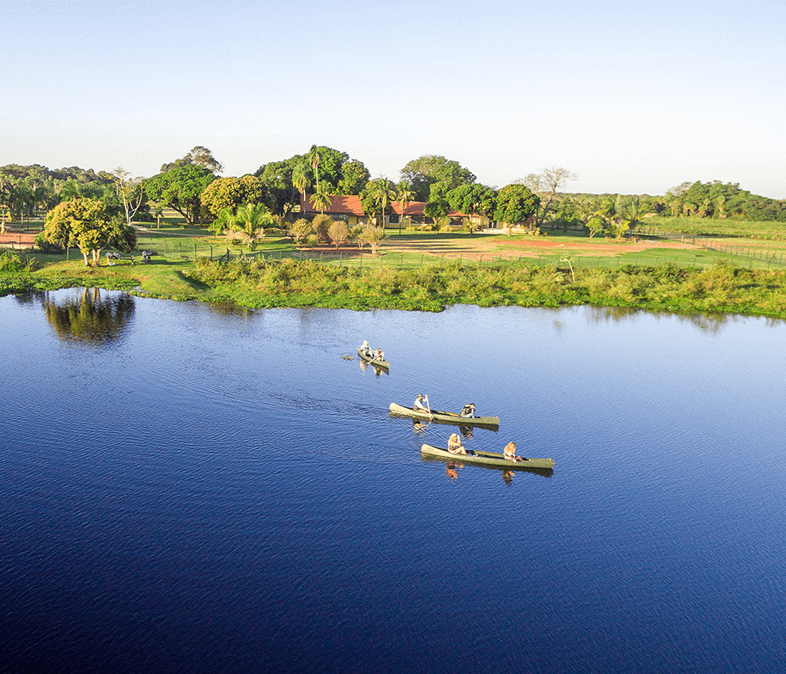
[2,240,785,319]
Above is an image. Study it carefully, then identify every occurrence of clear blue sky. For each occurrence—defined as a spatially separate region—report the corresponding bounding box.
[1,0,784,197]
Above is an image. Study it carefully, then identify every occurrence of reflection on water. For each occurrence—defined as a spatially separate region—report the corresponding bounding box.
[42,287,134,344]
[359,359,388,376]
[583,304,766,334]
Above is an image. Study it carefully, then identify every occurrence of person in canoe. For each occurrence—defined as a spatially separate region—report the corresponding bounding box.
[414,394,429,411]
[503,441,527,462]
[371,348,385,362]
[460,403,476,418]
[448,433,467,455]
[359,340,371,357]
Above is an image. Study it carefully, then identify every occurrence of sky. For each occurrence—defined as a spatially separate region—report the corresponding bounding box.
[1,0,784,198]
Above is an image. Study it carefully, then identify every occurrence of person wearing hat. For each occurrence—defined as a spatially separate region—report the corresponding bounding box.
[414,394,428,411]
[359,340,371,357]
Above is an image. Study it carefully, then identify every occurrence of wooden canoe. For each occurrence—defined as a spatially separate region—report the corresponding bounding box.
[389,402,499,426]
[358,348,389,369]
[421,444,555,470]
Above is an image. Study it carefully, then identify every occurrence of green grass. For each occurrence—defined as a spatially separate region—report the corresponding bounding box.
[4,216,786,317]
[639,216,786,240]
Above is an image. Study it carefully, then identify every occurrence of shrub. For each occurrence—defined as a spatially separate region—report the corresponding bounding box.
[35,232,63,253]
[311,214,334,242]
[328,221,350,249]
[0,251,39,272]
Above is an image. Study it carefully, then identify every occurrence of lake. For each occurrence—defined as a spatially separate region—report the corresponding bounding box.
[1,289,785,673]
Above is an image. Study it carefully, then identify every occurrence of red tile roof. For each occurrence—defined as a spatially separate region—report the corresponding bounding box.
[300,195,467,218]
[301,195,365,216]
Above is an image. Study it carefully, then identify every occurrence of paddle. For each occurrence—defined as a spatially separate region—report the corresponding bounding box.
[425,394,434,421]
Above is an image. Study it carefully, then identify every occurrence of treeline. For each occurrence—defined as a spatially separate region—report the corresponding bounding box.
[2,147,785,242]
[547,181,786,228]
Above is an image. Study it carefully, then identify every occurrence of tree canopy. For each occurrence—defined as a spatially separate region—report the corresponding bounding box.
[200,175,269,218]
[255,146,371,215]
[160,146,223,174]
[144,164,216,224]
[494,184,540,227]
[400,155,476,202]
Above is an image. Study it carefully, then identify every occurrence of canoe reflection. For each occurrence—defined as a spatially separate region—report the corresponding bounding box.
[359,359,388,376]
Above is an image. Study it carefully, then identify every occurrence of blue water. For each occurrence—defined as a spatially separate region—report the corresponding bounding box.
[1,289,785,673]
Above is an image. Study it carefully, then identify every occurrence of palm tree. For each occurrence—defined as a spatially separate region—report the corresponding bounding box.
[307,145,321,191]
[310,183,332,214]
[59,180,83,202]
[12,182,32,228]
[396,181,415,235]
[209,206,238,236]
[233,203,273,248]
[292,163,310,213]
[368,178,396,227]
[0,175,13,233]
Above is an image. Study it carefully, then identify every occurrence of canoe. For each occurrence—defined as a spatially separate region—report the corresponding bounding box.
[421,444,555,470]
[358,348,389,369]
[389,402,499,427]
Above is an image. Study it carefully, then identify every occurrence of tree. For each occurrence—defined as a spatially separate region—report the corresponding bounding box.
[255,159,300,215]
[396,181,415,235]
[362,178,396,226]
[307,145,322,191]
[0,174,12,233]
[43,198,136,266]
[337,160,371,195]
[230,203,273,248]
[153,204,165,229]
[288,218,313,244]
[400,155,476,201]
[328,220,350,249]
[200,175,268,218]
[494,184,540,232]
[357,224,388,255]
[292,162,310,213]
[447,183,496,234]
[522,167,576,227]
[144,164,215,224]
[160,146,223,173]
[310,183,333,214]
[423,199,449,225]
[111,167,146,226]
[208,206,238,236]
[585,215,606,238]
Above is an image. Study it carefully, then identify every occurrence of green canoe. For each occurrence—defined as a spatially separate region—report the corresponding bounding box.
[358,348,390,369]
[421,443,555,470]
[389,402,499,427]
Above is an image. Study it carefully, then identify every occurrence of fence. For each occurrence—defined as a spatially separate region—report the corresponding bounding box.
[631,225,786,268]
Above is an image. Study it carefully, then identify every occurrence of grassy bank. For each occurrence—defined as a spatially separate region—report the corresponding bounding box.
[3,231,786,318]
[181,257,786,317]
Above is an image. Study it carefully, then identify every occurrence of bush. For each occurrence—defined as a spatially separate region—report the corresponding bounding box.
[312,214,334,242]
[35,232,62,253]
[0,251,39,272]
